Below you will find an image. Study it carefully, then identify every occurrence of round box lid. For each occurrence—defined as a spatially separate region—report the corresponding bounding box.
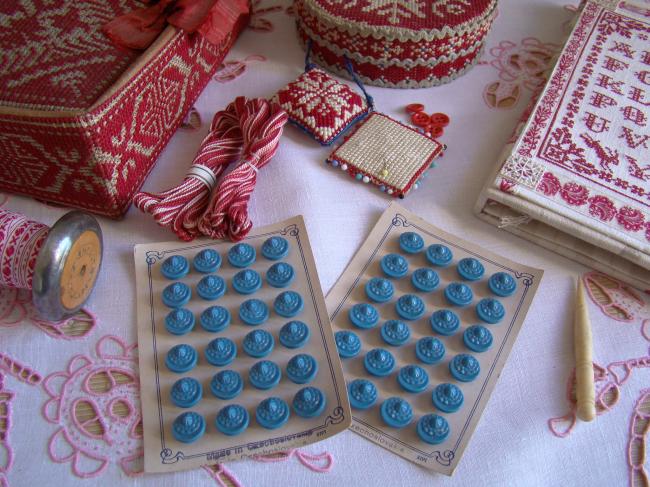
[300,0,496,41]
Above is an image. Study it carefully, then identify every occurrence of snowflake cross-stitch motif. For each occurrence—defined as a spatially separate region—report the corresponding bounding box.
[359,0,426,24]
[273,67,371,145]
[431,0,471,18]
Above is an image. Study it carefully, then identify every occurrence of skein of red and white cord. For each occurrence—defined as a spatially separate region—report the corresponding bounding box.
[133,102,244,240]
[133,96,288,242]
[198,97,287,241]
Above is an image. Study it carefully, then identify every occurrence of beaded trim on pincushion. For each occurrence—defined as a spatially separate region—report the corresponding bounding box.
[326,112,444,197]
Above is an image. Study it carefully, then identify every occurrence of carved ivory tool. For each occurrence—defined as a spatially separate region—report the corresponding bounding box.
[574,278,596,422]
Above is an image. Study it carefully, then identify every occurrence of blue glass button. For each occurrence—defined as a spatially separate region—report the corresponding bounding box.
[256,397,290,429]
[165,344,197,373]
[415,337,446,364]
[349,303,379,329]
[200,306,231,332]
[395,294,425,320]
[489,272,517,297]
[426,244,453,267]
[380,254,409,278]
[266,262,295,288]
[380,397,413,428]
[239,299,269,325]
[162,282,191,308]
[381,320,411,346]
[165,308,195,335]
[293,387,326,418]
[261,237,289,260]
[444,282,473,306]
[170,377,202,408]
[232,269,262,294]
[463,325,493,352]
[364,348,395,377]
[365,278,394,303]
[336,330,361,358]
[210,370,243,400]
[457,257,485,281]
[279,321,310,348]
[197,275,226,300]
[215,404,249,436]
[450,354,480,382]
[417,414,450,445]
[399,232,424,254]
[432,383,464,413]
[161,255,189,280]
[348,379,378,410]
[411,268,440,292]
[430,309,460,336]
[249,360,281,390]
[172,412,205,443]
[228,243,256,268]
[193,249,221,273]
[243,329,275,358]
[286,354,318,384]
[476,298,505,324]
[205,337,237,366]
[274,291,303,318]
[397,365,429,393]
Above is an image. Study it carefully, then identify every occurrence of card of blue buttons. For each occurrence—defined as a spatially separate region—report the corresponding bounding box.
[322,206,541,473]
[329,226,522,452]
[144,221,351,462]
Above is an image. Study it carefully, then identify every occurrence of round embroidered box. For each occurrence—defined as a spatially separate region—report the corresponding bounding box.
[294,0,497,88]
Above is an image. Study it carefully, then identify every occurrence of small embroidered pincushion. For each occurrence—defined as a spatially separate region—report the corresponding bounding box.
[326,113,444,198]
[272,66,372,145]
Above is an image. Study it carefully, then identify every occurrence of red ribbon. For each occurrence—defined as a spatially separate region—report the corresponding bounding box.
[104,0,249,50]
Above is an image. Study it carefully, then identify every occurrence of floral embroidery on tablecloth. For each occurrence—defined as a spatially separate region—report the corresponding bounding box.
[214,55,267,83]
[42,335,143,478]
[249,0,285,32]
[0,288,96,340]
[254,448,334,472]
[0,355,42,487]
[180,106,202,131]
[0,373,13,487]
[482,38,560,110]
[548,272,650,486]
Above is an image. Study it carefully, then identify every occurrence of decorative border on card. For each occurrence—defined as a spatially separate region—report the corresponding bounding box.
[143,223,347,465]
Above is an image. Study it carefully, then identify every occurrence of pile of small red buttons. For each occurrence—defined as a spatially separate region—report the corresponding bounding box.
[405,104,450,139]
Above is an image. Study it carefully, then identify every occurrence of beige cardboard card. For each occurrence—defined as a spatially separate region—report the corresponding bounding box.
[326,203,543,475]
[134,216,350,474]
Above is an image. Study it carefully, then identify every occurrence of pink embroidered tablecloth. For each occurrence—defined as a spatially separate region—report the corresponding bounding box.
[2,1,648,486]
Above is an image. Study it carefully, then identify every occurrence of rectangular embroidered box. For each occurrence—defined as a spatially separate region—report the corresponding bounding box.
[0,0,249,218]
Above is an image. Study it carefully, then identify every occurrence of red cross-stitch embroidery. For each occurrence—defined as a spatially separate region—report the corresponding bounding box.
[273,67,371,145]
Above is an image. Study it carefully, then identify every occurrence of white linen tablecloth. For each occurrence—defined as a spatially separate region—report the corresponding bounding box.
[2,1,647,485]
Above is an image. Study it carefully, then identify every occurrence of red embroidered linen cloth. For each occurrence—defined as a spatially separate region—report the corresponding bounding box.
[294,0,496,88]
[475,0,650,289]
[0,0,249,218]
